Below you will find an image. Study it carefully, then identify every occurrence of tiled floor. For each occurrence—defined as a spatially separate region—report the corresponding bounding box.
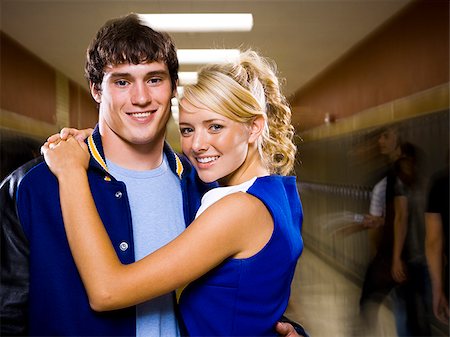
[285,248,397,337]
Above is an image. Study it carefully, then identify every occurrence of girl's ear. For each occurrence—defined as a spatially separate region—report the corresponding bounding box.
[248,115,265,144]
[90,82,102,103]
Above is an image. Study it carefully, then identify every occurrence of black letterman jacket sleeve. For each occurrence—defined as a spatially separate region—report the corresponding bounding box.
[0,158,41,335]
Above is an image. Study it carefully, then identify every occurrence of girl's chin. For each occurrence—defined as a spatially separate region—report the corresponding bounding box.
[197,173,219,184]
[200,177,217,184]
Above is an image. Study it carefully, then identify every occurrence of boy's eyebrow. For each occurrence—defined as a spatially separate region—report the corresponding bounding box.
[108,70,170,78]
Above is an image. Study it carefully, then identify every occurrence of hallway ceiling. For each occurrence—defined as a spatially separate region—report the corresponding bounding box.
[1,0,411,131]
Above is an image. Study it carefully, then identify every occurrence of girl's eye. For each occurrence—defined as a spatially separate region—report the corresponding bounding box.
[180,127,193,136]
[210,124,223,132]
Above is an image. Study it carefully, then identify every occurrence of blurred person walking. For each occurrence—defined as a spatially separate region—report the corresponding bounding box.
[425,164,449,325]
[358,127,424,336]
[392,142,432,336]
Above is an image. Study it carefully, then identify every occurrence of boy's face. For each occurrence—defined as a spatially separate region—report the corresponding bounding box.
[92,61,175,148]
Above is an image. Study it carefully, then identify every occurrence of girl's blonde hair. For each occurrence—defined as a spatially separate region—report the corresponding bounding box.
[180,50,296,175]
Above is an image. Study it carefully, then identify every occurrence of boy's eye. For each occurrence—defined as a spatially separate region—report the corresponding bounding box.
[149,78,162,85]
[115,80,129,87]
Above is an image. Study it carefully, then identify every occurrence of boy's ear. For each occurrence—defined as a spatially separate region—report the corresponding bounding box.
[90,82,102,103]
[248,115,265,144]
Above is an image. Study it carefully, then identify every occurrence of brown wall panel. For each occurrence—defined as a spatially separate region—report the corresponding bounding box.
[292,0,449,131]
[69,80,98,129]
[0,32,56,123]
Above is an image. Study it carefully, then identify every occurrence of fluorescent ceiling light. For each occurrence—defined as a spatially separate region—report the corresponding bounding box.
[138,13,253,32]
[177,49,240,65]
[178,72,198,85]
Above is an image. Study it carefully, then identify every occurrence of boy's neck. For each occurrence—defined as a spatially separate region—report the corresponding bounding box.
[101,132,165,171]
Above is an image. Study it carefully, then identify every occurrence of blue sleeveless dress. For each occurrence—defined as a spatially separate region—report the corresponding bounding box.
[179,175,303,336]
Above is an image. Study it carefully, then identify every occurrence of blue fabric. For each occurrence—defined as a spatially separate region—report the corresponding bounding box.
[10,125,209,336]
[106,157,184,337]
[179,175,303,336]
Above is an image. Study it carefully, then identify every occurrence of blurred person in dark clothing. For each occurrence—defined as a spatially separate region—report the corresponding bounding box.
[359,126,404,335]
[425,165,449,325]
[392,143,432,336]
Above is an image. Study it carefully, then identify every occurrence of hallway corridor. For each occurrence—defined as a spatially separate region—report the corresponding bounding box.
[287,248,397,337]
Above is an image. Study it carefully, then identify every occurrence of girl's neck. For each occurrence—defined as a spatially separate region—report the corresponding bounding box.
[219,148,269,187]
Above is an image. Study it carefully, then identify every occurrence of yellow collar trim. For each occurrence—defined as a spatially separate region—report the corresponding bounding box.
[87,136,182,178]
[87,135,109,173]
[174,153,183,179]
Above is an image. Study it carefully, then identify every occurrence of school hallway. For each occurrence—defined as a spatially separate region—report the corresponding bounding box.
[287,248,405,337]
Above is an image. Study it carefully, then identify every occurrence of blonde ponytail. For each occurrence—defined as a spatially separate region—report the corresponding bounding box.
[238,51,296,175]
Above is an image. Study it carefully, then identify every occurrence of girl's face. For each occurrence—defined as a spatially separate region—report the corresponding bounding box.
[178,99,254,185]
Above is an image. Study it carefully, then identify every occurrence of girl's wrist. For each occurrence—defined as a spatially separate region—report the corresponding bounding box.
[56,168,88,183]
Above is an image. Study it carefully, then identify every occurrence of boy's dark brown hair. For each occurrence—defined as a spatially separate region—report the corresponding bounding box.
[85,13,178,90]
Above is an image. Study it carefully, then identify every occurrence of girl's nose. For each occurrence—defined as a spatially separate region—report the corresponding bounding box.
[191,131,209,152]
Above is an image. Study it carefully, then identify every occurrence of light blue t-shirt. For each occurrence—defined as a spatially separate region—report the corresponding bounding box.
[106,155,185,337]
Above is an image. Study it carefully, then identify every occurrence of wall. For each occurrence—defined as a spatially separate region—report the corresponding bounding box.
[0,31,98,142]
[291,0,449,132]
